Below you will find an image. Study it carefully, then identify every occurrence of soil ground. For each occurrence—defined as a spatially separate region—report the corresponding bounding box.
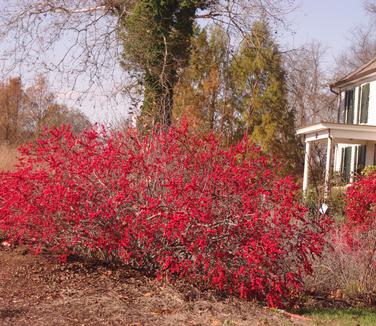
[0,245,311,326]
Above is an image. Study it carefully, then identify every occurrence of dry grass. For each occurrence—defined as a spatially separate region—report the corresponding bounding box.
[305,225,376,305]
[0,144,18,171]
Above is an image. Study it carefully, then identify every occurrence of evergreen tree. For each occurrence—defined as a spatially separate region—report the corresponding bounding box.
[231,20,302,173]
[173,26,237,142]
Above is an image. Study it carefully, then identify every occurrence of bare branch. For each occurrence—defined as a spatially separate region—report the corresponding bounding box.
[284,41,337,128]
[28,5,108,15]
[0,0,296,123]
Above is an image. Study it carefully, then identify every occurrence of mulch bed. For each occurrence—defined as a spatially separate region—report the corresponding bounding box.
[0,245,311,326]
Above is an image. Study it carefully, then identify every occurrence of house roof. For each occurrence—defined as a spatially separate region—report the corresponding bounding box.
[297,121,376,143]
[297,121,376,135]
[331,56,376,89]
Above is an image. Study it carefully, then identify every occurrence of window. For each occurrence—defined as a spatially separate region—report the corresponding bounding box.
[345,89,355,124]
[356,144,366,173]
[342,145,367,180]
[359,83,370,123]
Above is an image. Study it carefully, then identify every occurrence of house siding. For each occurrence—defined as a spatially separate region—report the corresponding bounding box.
[367,81,376,125]
[339,81,376,125]
[334,80,376,174]
[338,91,345,123]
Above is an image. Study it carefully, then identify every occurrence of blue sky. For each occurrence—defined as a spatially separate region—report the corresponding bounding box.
[284,0,371,63]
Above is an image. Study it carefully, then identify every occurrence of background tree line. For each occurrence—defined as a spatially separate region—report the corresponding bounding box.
[0,75,90,145]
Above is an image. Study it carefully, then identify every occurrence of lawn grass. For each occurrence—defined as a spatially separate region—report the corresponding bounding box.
[300,307,376,326]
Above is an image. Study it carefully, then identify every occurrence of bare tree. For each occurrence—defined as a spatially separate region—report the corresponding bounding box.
[21,74,91,135]
[284,41,336,128]
[0,0,297,123]
[365,0,376,14]
[0,1,137,114]
[0,74,90,145]
[334,24,376,78]
[284,42,337,199]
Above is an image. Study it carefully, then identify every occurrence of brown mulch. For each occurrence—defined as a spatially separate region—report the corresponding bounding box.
[0,246,311,326]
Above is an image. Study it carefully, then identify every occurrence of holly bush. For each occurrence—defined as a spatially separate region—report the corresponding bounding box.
[0,125,330,307]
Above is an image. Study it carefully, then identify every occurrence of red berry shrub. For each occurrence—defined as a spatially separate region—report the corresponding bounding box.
[345,172,376,230]
[343,172,376,271]
[0,125,330,307]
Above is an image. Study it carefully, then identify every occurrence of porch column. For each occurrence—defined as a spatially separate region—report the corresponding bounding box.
[303,141,311,197]
[350,145,357,183]
[324,137,333,199]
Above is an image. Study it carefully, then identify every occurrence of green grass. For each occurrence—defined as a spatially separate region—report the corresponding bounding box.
[300,308,376,326]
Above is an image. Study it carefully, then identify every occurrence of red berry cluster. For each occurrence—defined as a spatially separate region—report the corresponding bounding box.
[346,172,376,230]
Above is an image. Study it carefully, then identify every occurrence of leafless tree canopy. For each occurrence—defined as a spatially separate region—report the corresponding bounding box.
[0,0,296,118]
[0,74,90,145]
[334,24,376,79]
[365,0,376,14]
[0,1,128,106]
[284,42,336,128]
[330,1,376,79]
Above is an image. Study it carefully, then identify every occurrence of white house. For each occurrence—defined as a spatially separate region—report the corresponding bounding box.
[297,57,376,198]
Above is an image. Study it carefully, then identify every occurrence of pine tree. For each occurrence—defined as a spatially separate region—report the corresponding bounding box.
[173,26,237,142]
[231,20,302,173]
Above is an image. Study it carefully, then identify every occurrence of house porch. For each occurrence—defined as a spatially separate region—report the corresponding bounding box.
[297,122,376,199]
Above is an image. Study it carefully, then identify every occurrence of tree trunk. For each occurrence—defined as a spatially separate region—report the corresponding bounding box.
[141,71,174,127]
[158,82,173,126]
